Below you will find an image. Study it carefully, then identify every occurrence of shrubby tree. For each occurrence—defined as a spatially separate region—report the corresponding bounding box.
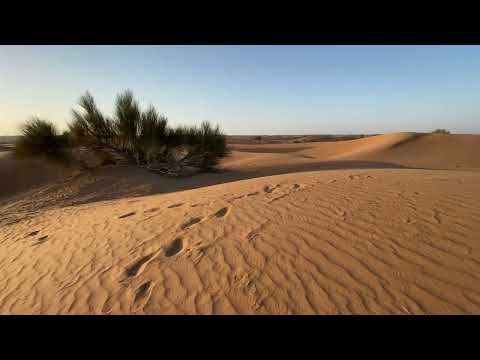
[16,90,229,172]
[69,92,115,146]
[15,117,69,158]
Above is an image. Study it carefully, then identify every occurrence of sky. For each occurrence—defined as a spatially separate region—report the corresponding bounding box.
[1,45,480,136]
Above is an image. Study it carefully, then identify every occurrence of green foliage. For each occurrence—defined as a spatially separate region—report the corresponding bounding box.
[138,106,169,165]
[197,121,228,155]
[176,122,229,170]
[103,90,228,169]
[164,125,187,148]
[113,89,141,153]
[14,117,69,158]
[432,129,450,135]
[68,92,115,146]
[19,90,229,172]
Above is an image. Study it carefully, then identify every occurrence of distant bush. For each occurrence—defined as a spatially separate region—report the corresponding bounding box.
[432,129,450,134]
[14,117,70,160]
[254,136,262,142]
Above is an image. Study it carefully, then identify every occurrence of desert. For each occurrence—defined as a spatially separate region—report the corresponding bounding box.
[1,131,479,314]
[3,45,480,316]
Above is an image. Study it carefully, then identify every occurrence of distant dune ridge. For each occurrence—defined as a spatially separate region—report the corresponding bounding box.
[1,132,480,314]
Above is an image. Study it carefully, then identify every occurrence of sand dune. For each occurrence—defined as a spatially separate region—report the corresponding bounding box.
[1,133,479,314]
[0,152,74,204]
[219,132,480,186]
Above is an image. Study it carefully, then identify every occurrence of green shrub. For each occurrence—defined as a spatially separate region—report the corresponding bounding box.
[432,129,450,134]
[181,121,229,170]
[113,89,141,153]
[163,126,185,148]
[14,117,69,158]
[68,90,229,171]
[69,92,115,146]
[138,105,169,165]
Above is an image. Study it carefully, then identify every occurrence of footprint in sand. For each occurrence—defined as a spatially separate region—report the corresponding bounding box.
[168,203,183,209]
[101,291,122,314]
[213,207,230,219]
[32,235,49,247]
[348,175,373,181]
[132,281,155,312]
[181,217,203,230]
[432,209,442,224]
[125,250,161,278]
[246,231,260,242]
[164,238,184,257]
[119,212,136,219]
[269,194,289,203]
[264,185,279,193]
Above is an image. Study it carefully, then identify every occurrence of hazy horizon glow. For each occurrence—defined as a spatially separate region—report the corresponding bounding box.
[1,45,480,136]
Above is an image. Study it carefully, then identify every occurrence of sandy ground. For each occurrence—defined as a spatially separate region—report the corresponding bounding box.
[1,132,479,314]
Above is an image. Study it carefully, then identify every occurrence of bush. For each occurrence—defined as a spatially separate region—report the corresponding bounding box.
[113,89,141,153]
[432,129,450,135]
[180,122,229,170]
[14,117,69,159]
[67,90,229,171]
[69,92,115,146]
[138,105,168,165]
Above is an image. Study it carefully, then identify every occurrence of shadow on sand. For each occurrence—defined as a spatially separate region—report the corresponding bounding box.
[46,160,411,209]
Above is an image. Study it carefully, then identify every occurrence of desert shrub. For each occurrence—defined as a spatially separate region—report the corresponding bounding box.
[137,105,169,165]
[63,90,229,171]
[69,92,115,146]
[254,135,262,142]
[181,121,229,170]
[113,89,141,153]
[139,106,168,146]
[432,129,450,135]
[16,90,228,173]
[14,117,69,159]
[156,122,228,170]
[163,126,186,148]
[198,121,228,158]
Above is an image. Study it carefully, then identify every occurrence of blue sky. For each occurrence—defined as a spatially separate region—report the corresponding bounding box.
[1,45,480,135]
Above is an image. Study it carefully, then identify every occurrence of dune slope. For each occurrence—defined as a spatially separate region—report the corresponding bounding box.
[227,132,480,171]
